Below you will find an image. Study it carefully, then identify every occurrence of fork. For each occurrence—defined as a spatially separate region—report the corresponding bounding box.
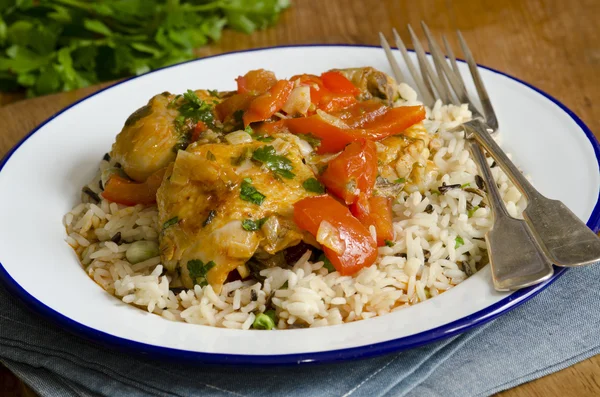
[380,24,598,290]
[407,24,600,269]
[383,22,600,271]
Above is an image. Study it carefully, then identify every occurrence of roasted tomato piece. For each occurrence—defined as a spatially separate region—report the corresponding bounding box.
[293,195,377,275]
[243,80,294,126]
[320,140,378,205]
[236,69,277,95]
[321,71,360,96]
[351,195,394,246]
[215,93,255,123]
[286,105,426,153]
[102,167,166,206]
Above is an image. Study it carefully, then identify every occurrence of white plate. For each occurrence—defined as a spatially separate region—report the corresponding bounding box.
[0,45,598,364]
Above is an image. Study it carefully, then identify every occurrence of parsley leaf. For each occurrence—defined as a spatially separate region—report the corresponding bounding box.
[175,89,215,132]
[302,177,325,193]
[455,236,465,248]
[241,217,268,231]
[467,206,480,218]
[384,240,395,247]
[187,259,216,287]
[162,216,179,230]
[318,253,335,273]
[394,177,406,184]
[252,145,295,179]
[0,1,290,97]
[240,178,266,205]
[297,133,321,149]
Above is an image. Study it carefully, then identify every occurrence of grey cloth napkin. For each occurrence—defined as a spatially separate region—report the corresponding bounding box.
[1,264,599,397]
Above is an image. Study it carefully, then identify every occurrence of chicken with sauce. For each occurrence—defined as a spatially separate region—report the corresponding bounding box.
[102,67,429,292]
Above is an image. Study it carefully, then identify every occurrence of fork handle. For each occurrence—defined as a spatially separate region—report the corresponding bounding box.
[464,120,600,267]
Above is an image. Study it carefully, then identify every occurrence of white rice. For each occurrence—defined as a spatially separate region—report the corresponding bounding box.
[63,87,526,329]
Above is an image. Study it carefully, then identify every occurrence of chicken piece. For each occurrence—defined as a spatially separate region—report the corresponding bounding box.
[156,138,318,291]
[111,90,222,182]
[337,67,399,105]
[375,121,438,193]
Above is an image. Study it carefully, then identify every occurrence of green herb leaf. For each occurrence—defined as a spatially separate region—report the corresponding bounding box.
[252,145,295,179]
[187,259,216,287]
[83,19,112,36]
[280,280,289,289]
[394,177,406,184]
[240,178,266,205]
[241,217,268,231]
[206,150,216,161]
[252,312,275,330]
[455,236,465,248]
[175,89,215,132]
[461,183,471,188]
[255,135,275,142]
[0,1,289,97]
[207,89,219,97]
[302,177,325,194]
[297,133,321,149]
[318,253,335,273]
[384,240,395,247]
[162,216,179,230]
[467,206,480,218]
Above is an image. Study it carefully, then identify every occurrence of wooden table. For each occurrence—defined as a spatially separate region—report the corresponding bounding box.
[1,0,599,395]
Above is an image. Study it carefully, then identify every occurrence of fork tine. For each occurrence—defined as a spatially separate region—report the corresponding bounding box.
[420,22,456,105]
[407,24,449,104]
[458,30,498,130]
[442,35,466,90]
[379,32,405,84]
[392,28,435,106]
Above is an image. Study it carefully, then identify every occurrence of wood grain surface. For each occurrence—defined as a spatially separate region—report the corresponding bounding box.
[1,0,599,395]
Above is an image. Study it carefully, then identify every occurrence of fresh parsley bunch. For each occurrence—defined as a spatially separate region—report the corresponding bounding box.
[0,0,290,97]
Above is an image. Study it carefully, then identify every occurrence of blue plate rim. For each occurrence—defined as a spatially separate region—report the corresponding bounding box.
[0,44,598,366]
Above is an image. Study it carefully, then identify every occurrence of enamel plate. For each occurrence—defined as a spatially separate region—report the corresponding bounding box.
[0,45,598,364]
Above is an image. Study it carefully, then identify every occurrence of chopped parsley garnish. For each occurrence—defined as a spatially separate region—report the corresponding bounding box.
[246,125,275,142]
[241,217,268,231]
[203,210,216,227]
[302,178,325,194]
[255,135,275,142]
[384,240,396,247]
[467,206,480,218]
[252,145,295,179]
[455,236,465,248]
[208,89,219,97]
[253,311,276,330]
[187,259,216,287]
[318,253,335,273]
[240,178,266,205]
[280,280,289,289]
[162,216,179,230]
[206,151,216,161]
[174,90,215,133]
[233,109,245,125]
[297,133,321,149]
[394,177,406,184]
[461,183,471,188]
